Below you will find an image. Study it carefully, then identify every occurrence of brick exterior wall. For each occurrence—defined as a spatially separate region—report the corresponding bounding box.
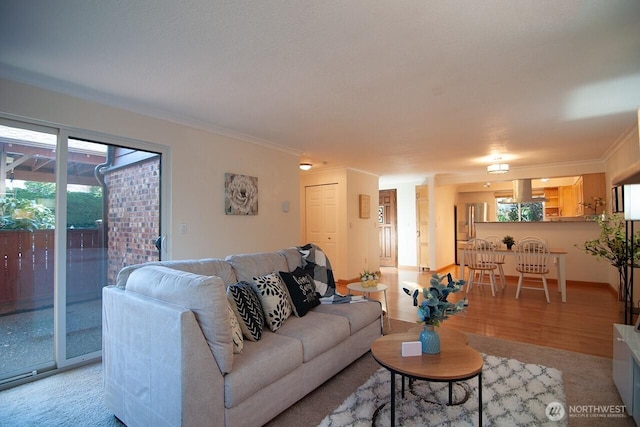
[106,157,160,285]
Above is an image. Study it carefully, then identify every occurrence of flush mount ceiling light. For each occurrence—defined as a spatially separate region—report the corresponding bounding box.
[299,163,312,171]
[487,160,509,174]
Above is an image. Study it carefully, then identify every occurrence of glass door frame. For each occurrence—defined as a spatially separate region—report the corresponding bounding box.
[1,114,171,374]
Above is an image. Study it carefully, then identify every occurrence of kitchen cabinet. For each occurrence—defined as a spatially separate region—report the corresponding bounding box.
[544,187,559,217]
[560,185,575,216]
[574,173,605,216]
[543,177,599,218]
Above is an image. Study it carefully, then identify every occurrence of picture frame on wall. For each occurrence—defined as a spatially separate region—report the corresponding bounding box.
[612,186,624,213]
[225,173,258,215]
[359,194,370,219]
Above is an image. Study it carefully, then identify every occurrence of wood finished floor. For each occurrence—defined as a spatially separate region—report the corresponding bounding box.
[338,265,626,359]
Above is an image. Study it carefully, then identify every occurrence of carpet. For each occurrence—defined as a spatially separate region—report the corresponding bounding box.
[0,362,122,427]
[0,318,632,426]
[319,354,566,426]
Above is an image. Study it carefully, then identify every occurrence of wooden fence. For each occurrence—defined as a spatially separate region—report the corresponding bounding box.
[0,229,106,315]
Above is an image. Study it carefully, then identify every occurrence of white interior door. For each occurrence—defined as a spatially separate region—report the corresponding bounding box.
[305,184,339,276]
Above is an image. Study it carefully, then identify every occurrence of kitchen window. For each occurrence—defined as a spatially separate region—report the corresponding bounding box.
[496,198,544,222]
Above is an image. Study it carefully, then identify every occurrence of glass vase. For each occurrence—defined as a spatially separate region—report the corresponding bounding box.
[419,324,441,354]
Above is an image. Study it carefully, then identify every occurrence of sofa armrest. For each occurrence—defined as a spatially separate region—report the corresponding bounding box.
[103,286,224,427]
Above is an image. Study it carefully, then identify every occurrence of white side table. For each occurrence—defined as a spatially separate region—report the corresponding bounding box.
[347,282,391,330]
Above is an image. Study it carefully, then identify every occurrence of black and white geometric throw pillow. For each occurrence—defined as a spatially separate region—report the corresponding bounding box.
[227,281,265,341]
[251,272,292,332]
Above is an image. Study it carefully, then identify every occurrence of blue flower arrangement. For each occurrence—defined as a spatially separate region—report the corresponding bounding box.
[402,273,466,326]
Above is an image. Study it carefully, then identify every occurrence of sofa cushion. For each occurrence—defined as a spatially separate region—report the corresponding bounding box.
[126,265,234,374]
[313,300,382,335]
[226,252,290,283]
[251,273,292,332]
[278,268,320,317]
[228,304,243,354]
[299,244,335,297]
[224,331,303,408]
[275,311,350,362]
[227,281,265,341]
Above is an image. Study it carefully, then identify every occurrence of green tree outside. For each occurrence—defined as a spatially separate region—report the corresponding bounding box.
[6,182,104,229]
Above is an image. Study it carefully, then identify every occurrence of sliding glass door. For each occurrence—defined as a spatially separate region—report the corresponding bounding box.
[1,119,165,386]
[0,122,58,383]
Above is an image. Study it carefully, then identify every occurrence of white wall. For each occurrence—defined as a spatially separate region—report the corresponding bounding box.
[433,184,457,270]
[0,78,301,259]
[346,169,380,278]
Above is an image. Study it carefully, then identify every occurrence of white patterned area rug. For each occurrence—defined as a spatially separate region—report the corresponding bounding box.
[319,354,567,427]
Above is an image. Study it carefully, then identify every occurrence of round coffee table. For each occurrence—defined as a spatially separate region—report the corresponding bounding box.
[346,282,390,330]
[371,329,483,426]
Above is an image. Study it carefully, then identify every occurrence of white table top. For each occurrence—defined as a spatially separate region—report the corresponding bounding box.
[347,282,388,292]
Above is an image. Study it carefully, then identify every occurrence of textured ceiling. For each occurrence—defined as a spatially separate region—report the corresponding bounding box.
[1,0,639,184]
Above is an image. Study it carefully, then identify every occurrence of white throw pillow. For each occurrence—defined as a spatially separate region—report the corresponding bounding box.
[251,272,292,332]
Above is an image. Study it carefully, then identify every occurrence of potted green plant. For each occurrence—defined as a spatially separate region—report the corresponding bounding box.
[502,235,515,250]
[578,212,640,300]
[402,273,466,354]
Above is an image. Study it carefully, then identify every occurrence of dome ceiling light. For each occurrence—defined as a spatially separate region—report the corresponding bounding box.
[487,159,509,174]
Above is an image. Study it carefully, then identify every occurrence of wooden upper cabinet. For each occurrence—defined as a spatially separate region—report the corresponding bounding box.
[560,185,575,216]
[544,187,559,217]
[574,173,606,216]
[545,173,604,218]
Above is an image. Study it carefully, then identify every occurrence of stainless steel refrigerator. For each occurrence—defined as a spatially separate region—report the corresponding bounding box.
[457,202,488,241]
[455,202,488,264]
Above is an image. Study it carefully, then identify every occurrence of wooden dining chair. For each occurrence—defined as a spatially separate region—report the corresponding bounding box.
[518,236,547,245]
[464,238,499,297]
[514,237,551,303]
[484,235,506,290]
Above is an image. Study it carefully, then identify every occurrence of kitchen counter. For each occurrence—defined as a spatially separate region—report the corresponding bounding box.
[481,217,598,223]
[474,220,607,284]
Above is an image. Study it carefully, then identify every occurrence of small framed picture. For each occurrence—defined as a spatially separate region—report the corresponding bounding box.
[359,194,370,219]
[612,186,624,213]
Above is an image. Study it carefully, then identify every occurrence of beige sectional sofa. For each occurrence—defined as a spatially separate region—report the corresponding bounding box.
[102,247,382,427]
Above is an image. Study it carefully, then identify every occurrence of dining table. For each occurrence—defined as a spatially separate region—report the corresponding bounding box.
[460,246,568,302]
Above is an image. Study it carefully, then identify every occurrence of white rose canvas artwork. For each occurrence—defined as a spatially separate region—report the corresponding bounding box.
[224,173,258,215]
